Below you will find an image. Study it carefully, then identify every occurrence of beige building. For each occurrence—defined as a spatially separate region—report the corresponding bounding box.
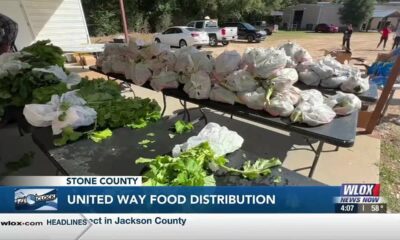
[282,2,400,31]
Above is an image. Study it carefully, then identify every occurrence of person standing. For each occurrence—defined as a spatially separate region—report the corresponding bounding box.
[342,24,353,52]
[0,13,18,55]
[377,22,391,50]
[392,26,400,50]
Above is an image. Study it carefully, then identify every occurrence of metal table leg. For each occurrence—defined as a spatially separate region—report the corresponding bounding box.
[161,94,167,117]
[308,141,324,178]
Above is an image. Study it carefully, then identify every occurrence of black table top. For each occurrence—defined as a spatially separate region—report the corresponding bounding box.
[31,113,322,186]
[90,66,358,147]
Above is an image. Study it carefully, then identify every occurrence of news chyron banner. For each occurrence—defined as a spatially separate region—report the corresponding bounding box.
[0,176,398,240]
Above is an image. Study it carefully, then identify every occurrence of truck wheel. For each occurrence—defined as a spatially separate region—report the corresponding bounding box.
[209,35,218,47]
[179,40,187,48]
[222,40,229,46]
[155,38,161,43]
[247,34,255,43]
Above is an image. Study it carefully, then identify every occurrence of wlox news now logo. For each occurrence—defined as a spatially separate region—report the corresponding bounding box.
[14,189,58,211]
[336,184,383,204]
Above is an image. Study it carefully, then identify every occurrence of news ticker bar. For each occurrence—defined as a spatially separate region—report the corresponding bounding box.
[0,176,142,186]
[0,214,399,240]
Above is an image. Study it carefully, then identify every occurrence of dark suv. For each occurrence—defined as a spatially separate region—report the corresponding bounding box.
[221,22,267,42]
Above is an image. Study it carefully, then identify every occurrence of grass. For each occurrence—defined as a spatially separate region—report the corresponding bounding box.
[380,127,400,213]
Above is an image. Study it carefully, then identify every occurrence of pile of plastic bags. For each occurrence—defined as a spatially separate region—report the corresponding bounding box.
[98,40,365,126]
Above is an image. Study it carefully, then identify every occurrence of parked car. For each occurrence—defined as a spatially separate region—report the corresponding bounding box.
[315,23,339,33]
[252,21,273,35]
[154,26,209,48]
[221,22,267,43]
[187,19,238,47]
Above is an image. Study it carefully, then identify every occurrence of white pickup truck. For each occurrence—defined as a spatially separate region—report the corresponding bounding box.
[187,19,238,47]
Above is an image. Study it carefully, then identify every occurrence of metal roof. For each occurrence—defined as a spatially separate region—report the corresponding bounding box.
[373,9,400,18]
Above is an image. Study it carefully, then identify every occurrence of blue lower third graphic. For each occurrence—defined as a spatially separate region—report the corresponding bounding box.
[14,189,58,211]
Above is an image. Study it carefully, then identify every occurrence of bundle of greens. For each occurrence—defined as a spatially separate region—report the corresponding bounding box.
[0,40,66,120]
[174,120,194,134]
[135,142,282,186]
[21,40,65,68]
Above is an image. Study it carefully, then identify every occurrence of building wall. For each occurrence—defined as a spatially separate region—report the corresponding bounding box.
[282,4,320,30]
[0,0,90,50]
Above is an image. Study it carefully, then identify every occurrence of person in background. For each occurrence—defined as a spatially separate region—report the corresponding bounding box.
[0,13,18,55]
[342,24,353,52]
[392,26,400,50]
[377,22,391,50]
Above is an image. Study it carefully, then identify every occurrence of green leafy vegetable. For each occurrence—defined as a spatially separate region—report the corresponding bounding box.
[136,142,282,186]
[21,40,65,68]
[220,158,282,180]
[138,139,155,145]
[32,82,68,103]
[88,128,113,143]
[136,142,219,186]
[54,127,83,146]
[174,120,194,134]
[147,133,155,137]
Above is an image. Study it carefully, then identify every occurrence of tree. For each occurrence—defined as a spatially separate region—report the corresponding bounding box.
[339,0,377,28]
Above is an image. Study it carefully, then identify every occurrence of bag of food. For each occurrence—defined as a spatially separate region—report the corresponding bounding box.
[320,75,348,88]
[290,102,336,126]
[209,85,236,105]
[237,87,266,110]
[224,69,258,92]
[139,42,170,60]
[294,48,313,64]
[124,59,136,81]
[174,51,194,74]
[299,89,324,105]
[325,91,362,116]
[23,95,60,127]
[340,75,370,94]
[172,122,244,157]
[298,70,320,86]
[263,68,299,102]
[215,50,241,77]
[242,48,287,78]
[281,86,302,106]
[52,105,97,135]
[265,93,295,117]
[310,61,334,79]
[158,51,177,71]
[134,62,152,86]
[183,71,212,99]
[191,52,213,73]
[150,71,179,91]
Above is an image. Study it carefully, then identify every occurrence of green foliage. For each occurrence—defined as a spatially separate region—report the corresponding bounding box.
[136,142,219,186]
[88,128,113,143]
[136,142,282,186]
[174,120,194,134]
[54,126,84,146]
[339,0,377,28]
[21,40,65,68]
[32,82,69,104]
[89,10,121,36]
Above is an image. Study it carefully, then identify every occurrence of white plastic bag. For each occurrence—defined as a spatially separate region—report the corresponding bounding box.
[33,65,81,88]
[294,48,312,64]
[310,61,334,79]
[150,71,179,91]
[340,75,370,93]
[158,51,176,71]
[172,122,244,157]
[191,52,213,73]
[325,91,362,116]
[299,89,324,105]
[209,85,236,105]
[0,52,30,77]
[237,87,266,110]
[265,93,295,117]
[266,68,299,91]
[23,95,60,127]
[298,70,320,86]
[134,62,152,86]
[320,75,348,88]
[174,51,194,73]
[215,50,241,76]
[224,69,258,92]
[280,86,302,106]
[183,71,212,99]
[124,60,136,80]
[139,43,170,59]
[242,48,287,78]
[52,105,97,135]
[290,102,336,126]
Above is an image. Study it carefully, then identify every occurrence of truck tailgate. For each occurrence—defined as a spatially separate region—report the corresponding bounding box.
[220,27,237,38]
